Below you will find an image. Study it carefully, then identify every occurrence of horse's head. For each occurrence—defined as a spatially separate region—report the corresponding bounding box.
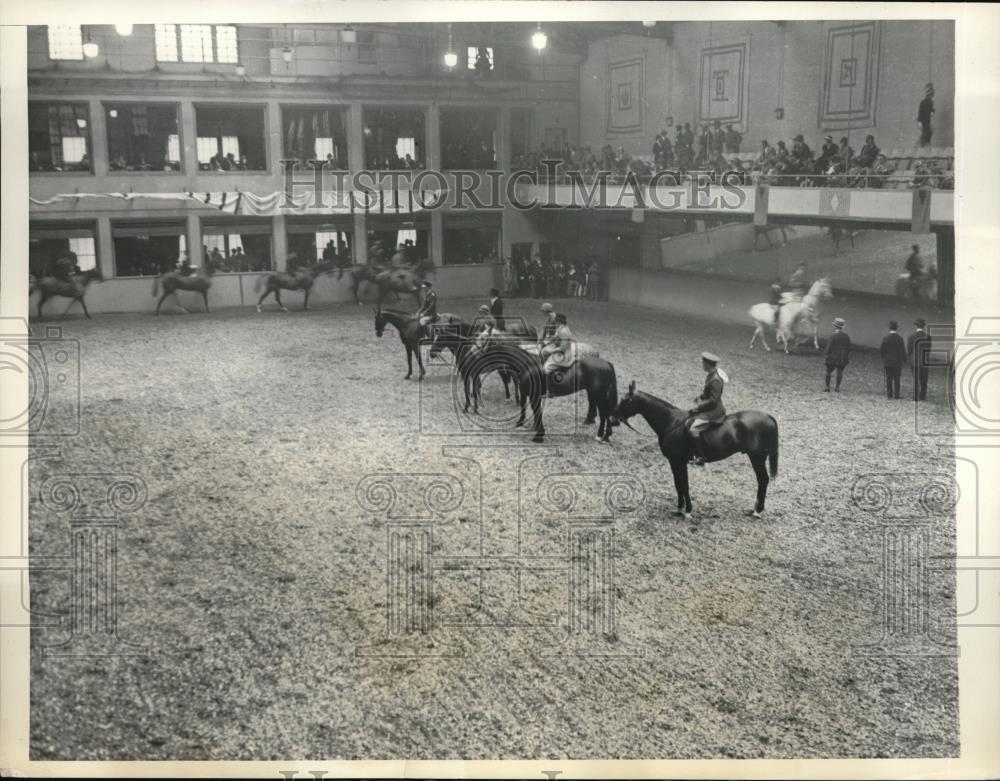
[810,277,833,299]
[374,307,386,338]
[610,380,639,428]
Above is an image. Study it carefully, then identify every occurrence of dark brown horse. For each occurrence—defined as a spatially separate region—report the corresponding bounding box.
[611,382,779,519]
[342,264,425,306]
[508,349,618,444]
[254,262,332,312]
[428,322,521,411]
[153,267,215,314]
[33,268,103,319]
[375,307,462,380]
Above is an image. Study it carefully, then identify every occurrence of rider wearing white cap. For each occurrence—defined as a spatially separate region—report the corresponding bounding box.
[687,352,728,466]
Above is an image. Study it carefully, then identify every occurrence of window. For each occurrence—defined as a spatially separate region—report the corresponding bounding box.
[288,223,354,266]
[202,220,272,271]
[106,103,182,171]
[442,215,500,266]
[195,105,267,170]
[47,25,83,60]
[440,108,497,169]
[282,106,349,168]
[28,222,99,277]
[155,24,239,64]
[363,107,425,170]
[112,221,187,277]
[467,46,494,71]
[28,102,91,173]
[366,221,429,265]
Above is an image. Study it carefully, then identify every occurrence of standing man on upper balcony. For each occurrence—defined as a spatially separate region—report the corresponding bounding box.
[918,83,936,147]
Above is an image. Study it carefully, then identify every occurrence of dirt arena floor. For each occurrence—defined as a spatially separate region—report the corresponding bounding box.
[29,293,958,760]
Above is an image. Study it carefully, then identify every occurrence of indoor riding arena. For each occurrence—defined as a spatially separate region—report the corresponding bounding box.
[15,15,966,764]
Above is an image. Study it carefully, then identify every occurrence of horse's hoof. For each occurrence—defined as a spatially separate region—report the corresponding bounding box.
[749,510,763,519]
[532,434,544,443]
[596,436,610,444]
[281,306,288,312]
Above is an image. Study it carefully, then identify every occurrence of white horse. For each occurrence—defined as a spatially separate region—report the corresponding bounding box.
[749,277,833,353]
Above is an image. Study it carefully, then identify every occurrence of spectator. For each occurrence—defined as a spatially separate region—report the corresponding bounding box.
[918,83,935,147]
[905,244,924,282]
[724,124,742,154]
[816,135,838,174]
[791,134,813,171]
[834,137,854,172]
[870,153,895,188]
[824,317,851,392]
[907,317,932,401]
[653,126,672,170]
[857,134,880,168]
[696,124,711,165]
[502,256,514,296]
[880,320,907,399]
[682,123,695,150]
[711,120,726,155]
[756,140,776,169]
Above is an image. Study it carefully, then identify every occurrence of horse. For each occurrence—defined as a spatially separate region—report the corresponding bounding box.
[153,267,215,315]
[33,268,103,320]
[610,381,779,519]
[894,266,937,301]
[509,349,619,444]
[375,307,462,380]
[254,262,332,312]
[341,264,424,305]
[828,226,859,256]
[749,278,833,353]
[751,224,788,252]
[428,322,523,411]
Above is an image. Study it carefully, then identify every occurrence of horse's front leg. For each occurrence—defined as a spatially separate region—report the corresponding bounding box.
[404,345,413,379]
[531,394,545,443]
[77,296,91,320]
[812,322,820,350]
[749,454,770,517]
[37,295,48,320]
[275,289,286,312]
[202,290,210,313]
[514,384,527,427]
[302,287,310,311]
[669,461,691,519]
[256,289,271,312]
[415,341,426,380]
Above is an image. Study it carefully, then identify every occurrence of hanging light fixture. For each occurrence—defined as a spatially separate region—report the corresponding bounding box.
[82,29,99,58]
[341,25,357,45]
[114,23,133,36]
[282,45,293,64]
[642,21,657,29]
[235,63,246,77]
[531,23,547,51]
[443,23,458,68]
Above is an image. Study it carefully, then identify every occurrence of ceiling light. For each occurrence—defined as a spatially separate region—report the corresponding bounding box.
[282,46,293,64]
[82,40,99,58]
[109,109,118,118]
[115,23,133,36]
[341,25,357,44]
[443,50,458,68]
[531,24,547,51]
[235,63,246,77]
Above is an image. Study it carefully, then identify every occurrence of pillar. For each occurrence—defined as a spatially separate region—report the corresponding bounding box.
[426,104,441,171]
[353,213,367,264]
[936,227,954,308]
[272,214,287,271]
[185,213,202,267]
[430,210,444,267]
[96,216,115,278]
[88,99,109,177]
[179,100,199,183]
[348,103,365,173]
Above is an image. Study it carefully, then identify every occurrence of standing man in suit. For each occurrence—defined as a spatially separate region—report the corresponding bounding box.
[907,317,932,401]
[824,317,851,392]
[489,287,504,330]
[880,320,907,399]
[917,83,936,147]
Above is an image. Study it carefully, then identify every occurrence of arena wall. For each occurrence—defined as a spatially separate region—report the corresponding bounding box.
[580,21,954,158]
[608,266,954,351]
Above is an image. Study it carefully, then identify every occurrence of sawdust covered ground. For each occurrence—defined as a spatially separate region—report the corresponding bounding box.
[29,294,958,760]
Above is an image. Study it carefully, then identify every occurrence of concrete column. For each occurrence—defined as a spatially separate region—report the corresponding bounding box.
[353,213,367,264]
[185,213,202,267]
[96,216,115,278]
[936,227,954,308]
[348,103,365,173]
[272,214,287,271]
[89,99,109,177]
[267,100,284,176]
[179,101,199,184]
[497,105,510,172]
[430,210,444,267]
[427,104,441,171]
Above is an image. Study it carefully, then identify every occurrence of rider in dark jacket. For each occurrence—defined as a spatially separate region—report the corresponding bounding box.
[688,352,727,465]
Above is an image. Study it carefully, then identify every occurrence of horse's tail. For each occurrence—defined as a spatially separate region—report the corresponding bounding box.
[151,276,159,297]
[767,415,779,478]
[606,361,619,413]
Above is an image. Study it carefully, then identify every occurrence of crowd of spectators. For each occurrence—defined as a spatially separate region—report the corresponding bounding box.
[512,120,953,191]
[501,254,607,301]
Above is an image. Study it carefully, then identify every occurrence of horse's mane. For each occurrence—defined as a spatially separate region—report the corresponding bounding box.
[636,390,680,412]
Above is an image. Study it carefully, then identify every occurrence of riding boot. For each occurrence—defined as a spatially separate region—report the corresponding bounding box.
[688,436,706,466]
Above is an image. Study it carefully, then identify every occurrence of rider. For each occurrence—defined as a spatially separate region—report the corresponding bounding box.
[787,262,807,298]
[51,250,78,281]
[415,280,438,340]
[905,244,924,283]
[540,302,558,344]
[686,352,728,467]
[542,313,575,395]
